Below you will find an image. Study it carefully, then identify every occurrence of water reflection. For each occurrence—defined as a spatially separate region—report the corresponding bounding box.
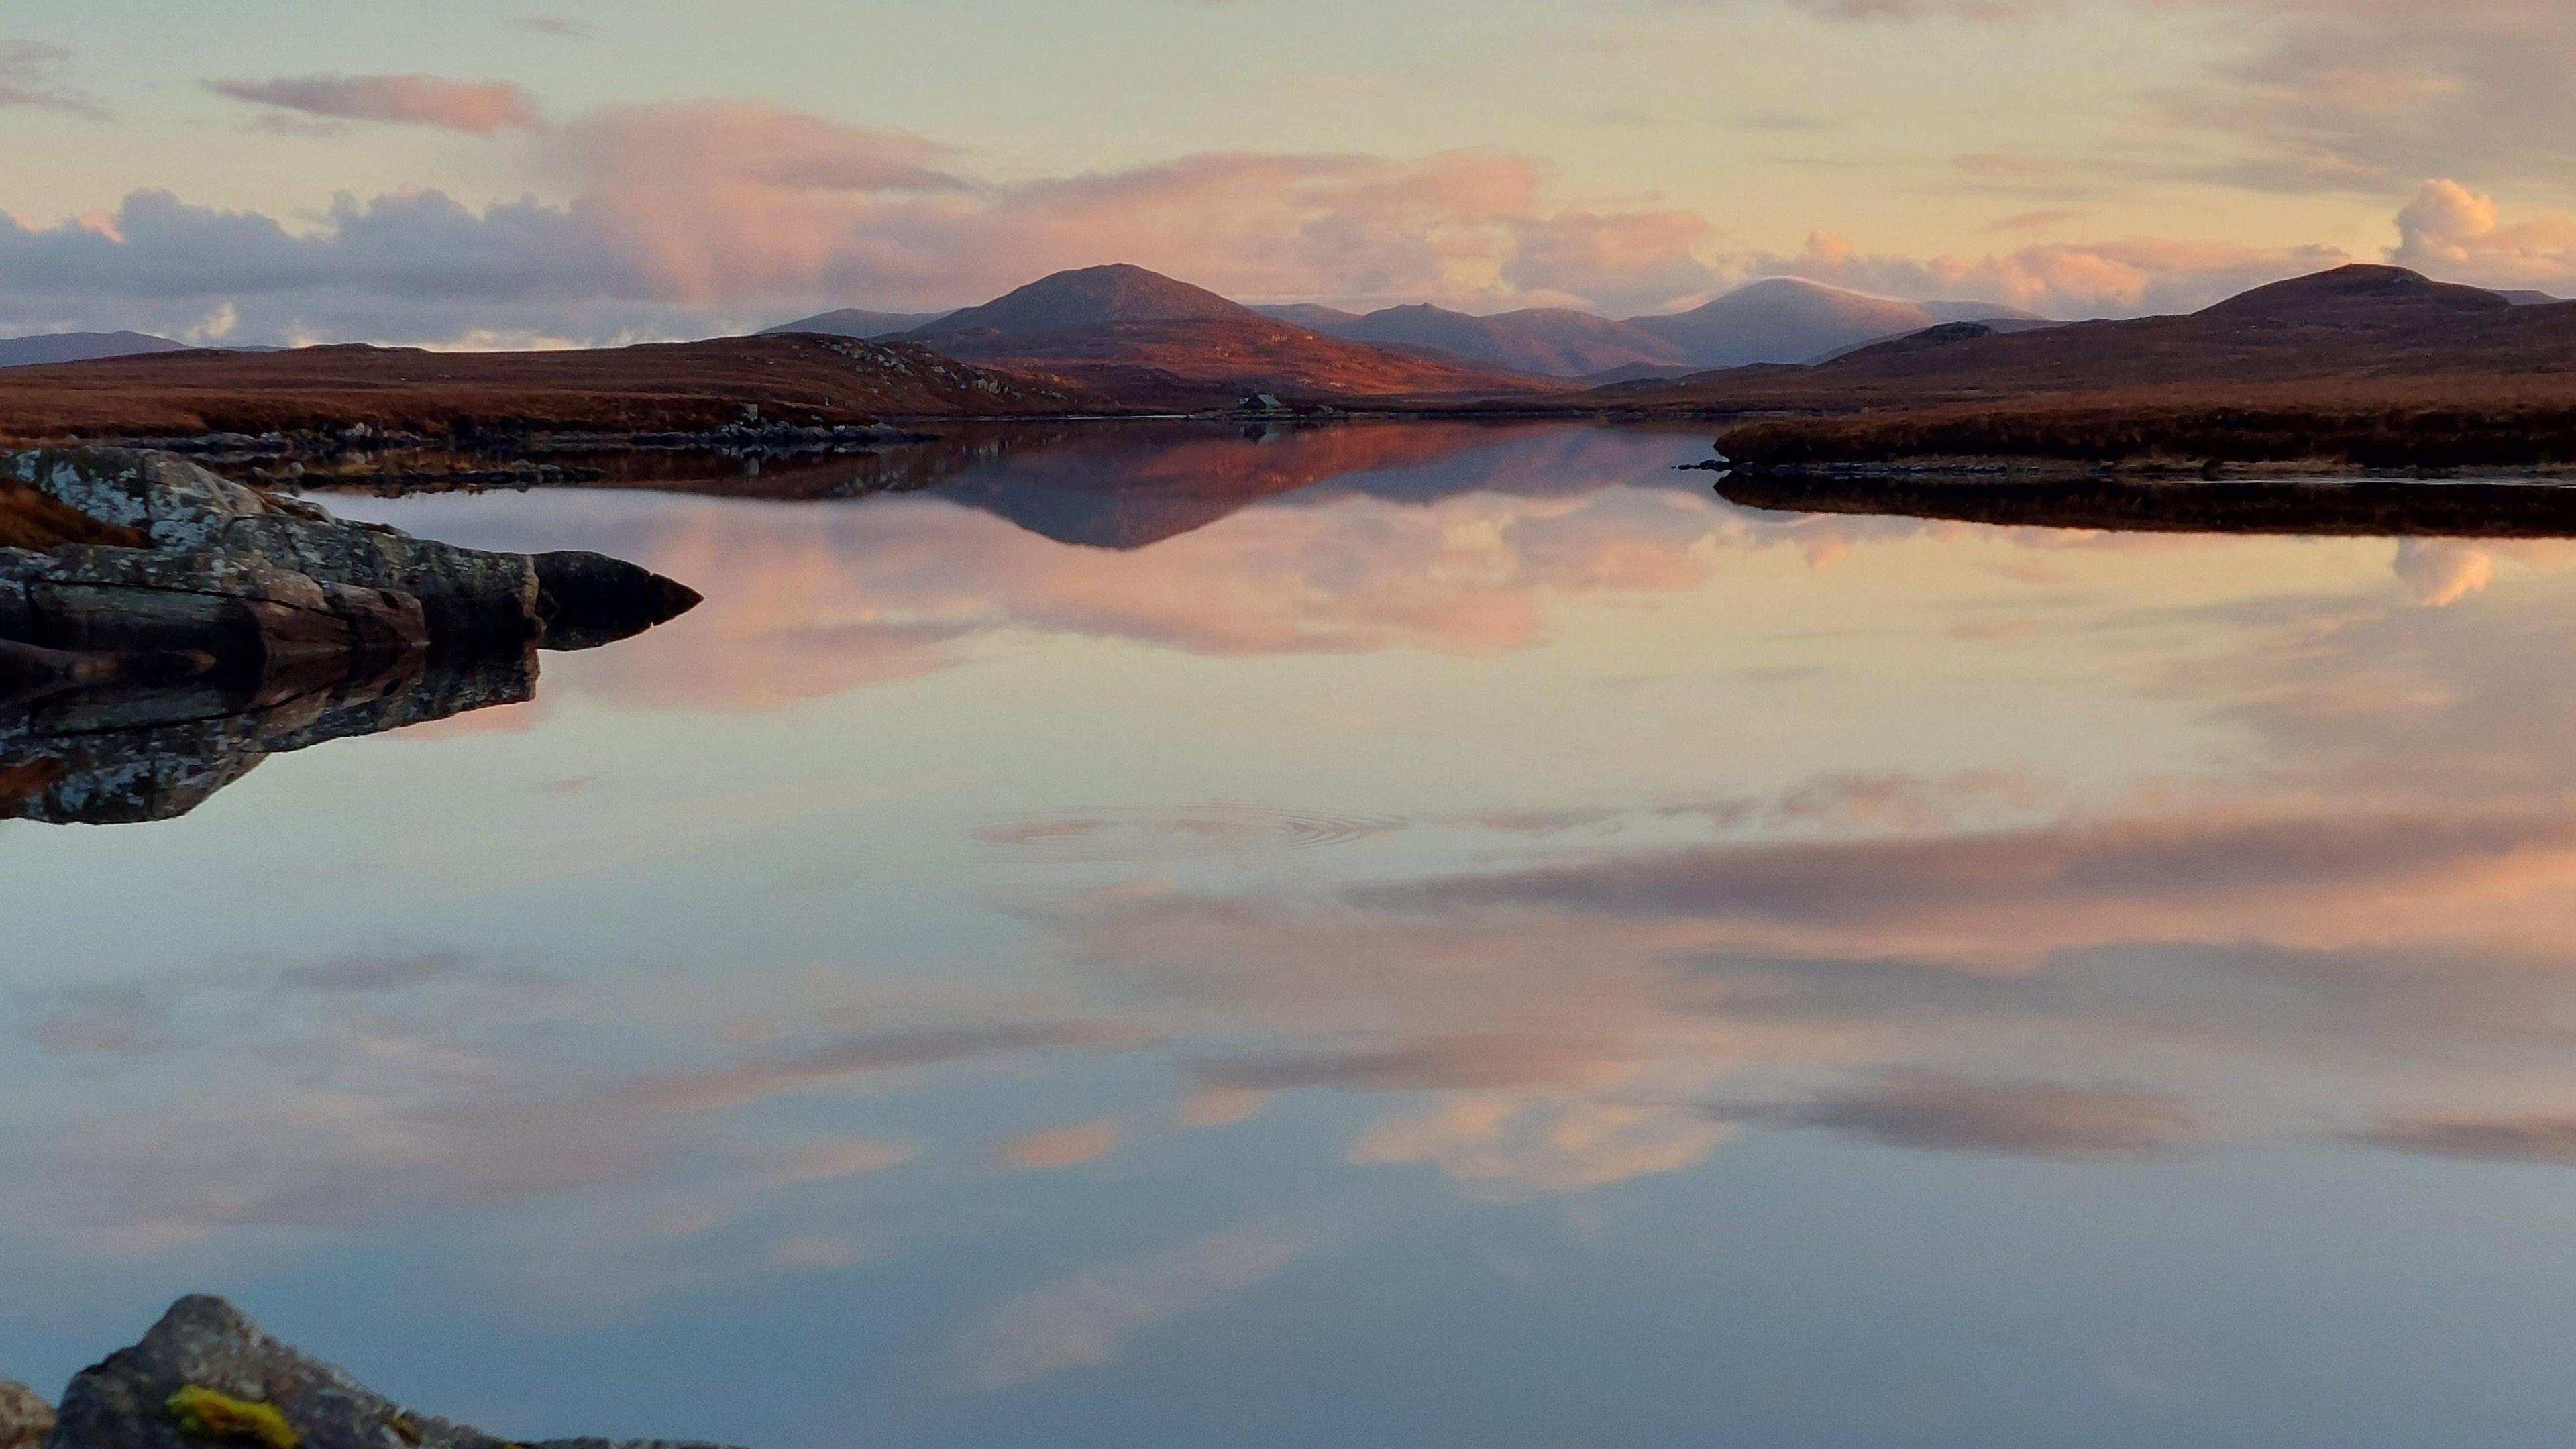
[13,421,2576,1448]
[0,647,533,824]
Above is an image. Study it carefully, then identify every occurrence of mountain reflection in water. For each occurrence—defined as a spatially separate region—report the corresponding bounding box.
[13,421,2576,1449]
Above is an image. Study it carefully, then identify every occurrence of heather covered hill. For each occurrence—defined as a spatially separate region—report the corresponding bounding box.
[908,264,1256,338]
[902,265,1563,405]
[1601,266,2576,416]
[762,307,955,339]
[1715,376,2576,470]
[0,334,1098,441]
[1678,268,2576,468]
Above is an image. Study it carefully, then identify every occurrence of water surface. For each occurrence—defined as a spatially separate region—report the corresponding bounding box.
[10,421,2576,1448]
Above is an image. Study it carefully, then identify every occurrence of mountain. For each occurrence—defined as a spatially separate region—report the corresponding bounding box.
[1625,278,1972,368]
[0,331,191,369]
[906,264,1252,339]
[1599,266,2575,415]
[763,307,954,339]
[903,264,1561,405]
[1256,303,1366,331]
[2499,290,2563,307]
[1280,303,1689,379]
[1922,300,2052,324]
[0,335,1099,441]
[1618,266,2576,467]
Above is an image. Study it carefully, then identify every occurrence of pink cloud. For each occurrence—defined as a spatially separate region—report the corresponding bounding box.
[208,74,544,133]
[994,1120,1124,1170]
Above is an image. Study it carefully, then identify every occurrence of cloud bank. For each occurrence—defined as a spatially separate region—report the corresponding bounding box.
[17,83,2571,347]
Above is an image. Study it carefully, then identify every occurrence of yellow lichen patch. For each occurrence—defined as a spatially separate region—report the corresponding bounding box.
[166,1387,301,1449]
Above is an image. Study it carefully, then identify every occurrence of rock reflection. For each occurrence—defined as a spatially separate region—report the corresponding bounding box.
[0,647,537,825]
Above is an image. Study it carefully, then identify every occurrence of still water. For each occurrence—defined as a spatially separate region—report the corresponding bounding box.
[9,421,2576,1447]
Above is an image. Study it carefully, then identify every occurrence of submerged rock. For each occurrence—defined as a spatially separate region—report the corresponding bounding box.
[44,1297,742,1449]
[0,1381,52,1449]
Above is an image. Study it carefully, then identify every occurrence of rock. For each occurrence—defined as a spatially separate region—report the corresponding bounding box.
[0,447,697,825]
[3,448,698,656]
[0,547,427,674]
[0,1380,52,1449]
[531,551,704,651]
[46,1297,745,1449]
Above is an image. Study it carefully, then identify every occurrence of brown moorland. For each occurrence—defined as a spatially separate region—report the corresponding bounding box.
[1578,266,2576,467]
[1716,376,2576,469]
[0,335,1102,443]
[1597,266,2576,415]
[1711,471,2576,539]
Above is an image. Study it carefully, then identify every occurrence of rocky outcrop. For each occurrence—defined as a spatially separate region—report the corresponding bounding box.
[0,449,698,822]
[43,1297,741,1449]
[0,1380,51,1449]
[0,449,698,683]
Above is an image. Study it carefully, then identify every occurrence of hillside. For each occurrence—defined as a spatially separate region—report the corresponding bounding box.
[1625,278,1987,368]
[906,264,1254,339]
[1640,267,2576,468]
[904,265,1562,405]
[0,331,192,370]
[1289,303,1688,379]
[1598,267,2576,415]
[763,307,955,339]
[1256,303,1366,331]
[0,335,1099,441]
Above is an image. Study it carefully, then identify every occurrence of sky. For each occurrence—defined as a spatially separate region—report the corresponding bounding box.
[3,0,2576,344]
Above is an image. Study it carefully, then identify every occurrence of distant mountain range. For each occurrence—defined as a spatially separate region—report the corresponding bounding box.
[18,262,2576,464]
[1618,279,2046,372]
[775,272,2048,387]
[885,264,1558,405]
[1603,265,2576,413]
[1258,303,1691,380]
[0,331,191,369]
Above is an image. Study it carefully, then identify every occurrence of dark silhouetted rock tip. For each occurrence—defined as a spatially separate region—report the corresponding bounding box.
[531,551,703,651]
[44,1296,745,1449]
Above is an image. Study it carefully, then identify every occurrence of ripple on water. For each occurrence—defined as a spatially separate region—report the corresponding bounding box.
[977,804,1411,861]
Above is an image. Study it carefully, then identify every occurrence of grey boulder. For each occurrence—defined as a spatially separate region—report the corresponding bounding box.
[46,1296,743,1449]
[1,448,698,684]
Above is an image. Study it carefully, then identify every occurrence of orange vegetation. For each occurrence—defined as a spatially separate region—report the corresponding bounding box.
[0,335,1098,442]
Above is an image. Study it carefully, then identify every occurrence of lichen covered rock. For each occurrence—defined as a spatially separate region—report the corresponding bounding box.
[0,448,698,683]
[0,448,696,820]
[45,1297,742,1449]
[0,1379,53,1449]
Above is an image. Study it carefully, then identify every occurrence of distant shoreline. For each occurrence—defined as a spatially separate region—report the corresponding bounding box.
[1707,471,2576,539]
